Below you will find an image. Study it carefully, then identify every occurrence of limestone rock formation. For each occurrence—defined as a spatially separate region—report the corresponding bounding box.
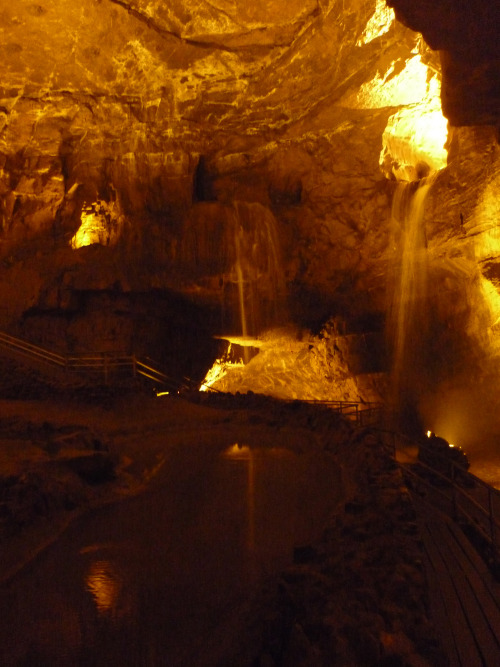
[388,0,500,126]
[0,0,499,416]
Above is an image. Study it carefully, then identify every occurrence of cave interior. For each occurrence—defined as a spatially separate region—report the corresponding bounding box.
[1,0,500,444]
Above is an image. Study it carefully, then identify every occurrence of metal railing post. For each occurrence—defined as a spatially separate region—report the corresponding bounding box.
[451,463,458,520]
[488,486,498,567]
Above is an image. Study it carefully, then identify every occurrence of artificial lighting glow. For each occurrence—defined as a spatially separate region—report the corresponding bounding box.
[475,227,500,261]
[199,361,226,392]
[471,172,500,259]
[480,276,500,328]
[357,0,395,46]
[71,200,121,249]
[343,53,448,180]
[223,443,251,459]
[377,57,448,180]
[86,560,123,615]
[351,55,440,110]
[380,105,448,180]
[199,343,244,392]
[426,430,432,438]
[156,391,170,396]
[71,202,108,249]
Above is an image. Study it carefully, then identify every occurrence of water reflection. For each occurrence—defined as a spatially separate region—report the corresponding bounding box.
[0,442,342,667]
[223,444,255,550]
[86,559,124,616]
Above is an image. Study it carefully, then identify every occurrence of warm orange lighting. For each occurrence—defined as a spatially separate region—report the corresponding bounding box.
[86,560,123,615]
[221,444,255,551]
[471,174,500,261]
[381,105,448,180]
[199,343,244,391]
[199,361,226,392]
[480,276,500,329]
[342,50,448,179]
[71,200,121,249]
[343,52,448,180]
[357,0,395,46]
[351,55,439,110]
[223,443,251,459]
[475,228,500,261]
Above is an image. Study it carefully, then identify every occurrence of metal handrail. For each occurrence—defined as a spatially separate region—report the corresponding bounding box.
[284,399,384,426]
[0,331,175,388]
[390,430,500,566]
[0,331,66,366]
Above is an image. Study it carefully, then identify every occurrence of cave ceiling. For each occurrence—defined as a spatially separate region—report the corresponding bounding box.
[0,0,499,349]
[387,0,500,126]
[0,0,432,159]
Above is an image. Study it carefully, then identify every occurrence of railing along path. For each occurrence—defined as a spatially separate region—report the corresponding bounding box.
[387,430,500,569]
[1,326,497,558]
[0,330,178,389]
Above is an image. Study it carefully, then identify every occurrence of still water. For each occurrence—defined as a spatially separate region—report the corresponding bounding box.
[0,442,341,666]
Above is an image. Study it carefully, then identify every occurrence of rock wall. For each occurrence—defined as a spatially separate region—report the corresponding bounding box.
[0,1,499,402]
[388,0,500,126]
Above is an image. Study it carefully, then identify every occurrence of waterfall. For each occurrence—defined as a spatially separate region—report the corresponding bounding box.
[387,176,436,431]
[179,201,285,342]
[229,201,285,341]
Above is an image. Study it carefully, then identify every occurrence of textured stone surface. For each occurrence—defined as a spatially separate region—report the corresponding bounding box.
[388,0,500,126]
[0,0,499,408]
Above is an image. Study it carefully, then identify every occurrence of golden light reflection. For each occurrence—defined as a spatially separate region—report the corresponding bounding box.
[480,276,500,328]
[222,444,255,552]
[471,173,500,259]
[378,57,447,180]
[381,105,448,179]
[223,443,251,459]
[86,559,123,616]
[71,200,121,249]
[357,0,395,46]
[199,361,226,392]
[353,55,439,109]
[343,50,448,180]
[199,343,244,391]
[475,227,500,261]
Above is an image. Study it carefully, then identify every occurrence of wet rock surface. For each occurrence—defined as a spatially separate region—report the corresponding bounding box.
[388,0,500,126]
[170,393,445,666]
[238,442,444,665]
[0,1,498,415]
[0,363,445,665]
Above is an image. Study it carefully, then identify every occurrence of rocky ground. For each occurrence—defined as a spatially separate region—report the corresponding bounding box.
[0,357,446,666]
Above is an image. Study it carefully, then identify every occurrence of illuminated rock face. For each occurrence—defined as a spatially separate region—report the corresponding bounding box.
[387,0,500,126]
[0,0,498,401]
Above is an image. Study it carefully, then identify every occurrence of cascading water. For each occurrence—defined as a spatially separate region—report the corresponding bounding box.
[178,200,285,342]
[387,175,437,432]
[229,201,285,341]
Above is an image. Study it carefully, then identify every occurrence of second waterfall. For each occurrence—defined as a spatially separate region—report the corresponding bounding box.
[387,176,437,432]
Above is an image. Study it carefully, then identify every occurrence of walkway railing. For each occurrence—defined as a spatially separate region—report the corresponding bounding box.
[295,399,385,426]
[0,330,178,389]
[388,430,500,570]
[9,327,496,558]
